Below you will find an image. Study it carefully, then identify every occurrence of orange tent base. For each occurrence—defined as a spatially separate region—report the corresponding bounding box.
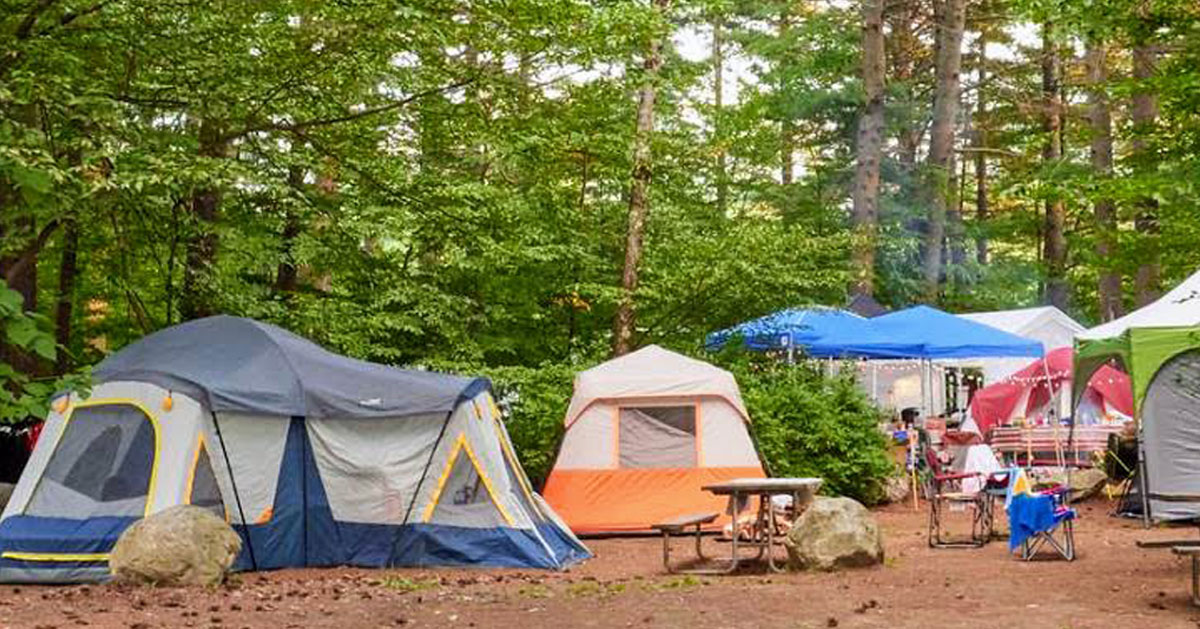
[541,466,765,535]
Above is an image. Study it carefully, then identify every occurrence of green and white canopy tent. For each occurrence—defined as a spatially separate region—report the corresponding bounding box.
[1074,269,1200,522]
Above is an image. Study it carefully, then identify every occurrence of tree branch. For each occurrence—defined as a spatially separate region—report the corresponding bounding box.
[4,218,60,285]
[225,75,477,142]
[14,0,59,40]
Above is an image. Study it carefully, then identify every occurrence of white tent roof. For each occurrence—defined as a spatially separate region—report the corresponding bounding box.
[1078,269,1200,340]
[564,345,749,426]
[960,306,1084,339]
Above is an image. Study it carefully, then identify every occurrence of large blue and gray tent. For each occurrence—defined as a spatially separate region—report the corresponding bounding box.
[0,316,589,583]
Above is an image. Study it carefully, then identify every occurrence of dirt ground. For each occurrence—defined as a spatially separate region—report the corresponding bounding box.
[2,498,1199,629]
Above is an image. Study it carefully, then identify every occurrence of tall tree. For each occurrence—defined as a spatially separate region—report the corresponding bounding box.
[972,32,989,265]
[1041,24,1068,309]
[1131,35,1160,306]
[779,9,795,189]
[613,0,670,357]
[1086,39,1122,321]
[712,14,728,215]
[921,0,965,302]
[850,0,886,298]
[179,119,229,321]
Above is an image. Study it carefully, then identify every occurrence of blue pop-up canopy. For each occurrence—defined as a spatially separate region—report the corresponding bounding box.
[705,308,877,357]
[816,305,1044,359]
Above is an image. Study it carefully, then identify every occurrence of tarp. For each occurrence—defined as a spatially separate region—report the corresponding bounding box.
[968,348,1133,437]
[705,308,875,356]
[959,306,1084,385]
[93,315,489,420]
[814,305,1045,359]
[564,345,748,426]
[961,307,1084,340]
[1078,271,1200,342]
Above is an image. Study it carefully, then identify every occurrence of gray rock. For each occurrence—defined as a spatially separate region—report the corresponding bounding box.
[1043,468,1109,503]
[882,475,911,504]
[109,505,241,586]
[785,496,884,571]
[0,483,14,514]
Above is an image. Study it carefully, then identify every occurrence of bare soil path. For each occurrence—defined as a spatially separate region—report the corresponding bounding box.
[1,499,1197,629]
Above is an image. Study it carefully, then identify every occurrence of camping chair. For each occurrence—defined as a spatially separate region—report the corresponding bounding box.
[923,442,989,548]
[1007,486,1076,561]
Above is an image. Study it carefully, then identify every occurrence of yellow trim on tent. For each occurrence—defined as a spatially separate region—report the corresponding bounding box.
[1,551,109,563]
[183,433,205,505]
[184,434,231,523]
[28,397,163,519]
[422,433,514,526]
[492,415,537,505]
[472,400,484,421]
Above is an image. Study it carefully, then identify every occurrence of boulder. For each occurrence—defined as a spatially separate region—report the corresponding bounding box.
[1043,468,1109,503]
[882,475,910,504]
[109,505,241,587]
[785,496,884,571]
[0,483,14,514]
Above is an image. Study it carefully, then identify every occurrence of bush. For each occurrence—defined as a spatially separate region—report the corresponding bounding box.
[714,351,895,505]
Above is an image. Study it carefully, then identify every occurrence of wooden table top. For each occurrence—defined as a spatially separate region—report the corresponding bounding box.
[702,477,823,495]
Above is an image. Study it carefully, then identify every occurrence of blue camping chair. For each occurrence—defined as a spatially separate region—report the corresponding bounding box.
[1007,486,1076,561]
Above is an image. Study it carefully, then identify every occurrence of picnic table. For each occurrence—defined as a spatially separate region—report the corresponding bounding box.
[701,477,823,573]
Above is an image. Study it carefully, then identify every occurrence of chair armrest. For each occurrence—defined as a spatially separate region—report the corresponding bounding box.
[934,472,978,482]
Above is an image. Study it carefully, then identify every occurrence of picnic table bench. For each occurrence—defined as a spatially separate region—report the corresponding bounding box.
[1135,492,1200,605]
[1173,546,1200,606]
[652,512,719,574]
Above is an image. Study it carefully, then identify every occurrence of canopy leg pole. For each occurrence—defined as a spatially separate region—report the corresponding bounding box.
[870,362,877,402]
[920,360,928,420]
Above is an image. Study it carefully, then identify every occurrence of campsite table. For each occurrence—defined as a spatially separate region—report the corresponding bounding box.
[702,477,823,573]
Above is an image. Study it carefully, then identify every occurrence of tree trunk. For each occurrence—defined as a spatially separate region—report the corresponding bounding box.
[779,11,794,188]
[973,33,989,265]
[1132,41,1160,307]
[921,0,965,303]
[850,0,886,298]
[612,0,669,357]
[1087,41,1122,321]
[274,166,304,295]
[1041,24,1068,309]
[887,2,921,172]
[179,119,228,321]
[713,17,728,215]
[54,218,78,374]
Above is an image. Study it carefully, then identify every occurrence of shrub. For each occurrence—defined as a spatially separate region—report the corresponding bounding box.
[713,350,895,505]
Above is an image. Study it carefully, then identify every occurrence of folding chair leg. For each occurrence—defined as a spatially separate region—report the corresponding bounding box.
[1192,555,1200,607]
[929,497,987,548]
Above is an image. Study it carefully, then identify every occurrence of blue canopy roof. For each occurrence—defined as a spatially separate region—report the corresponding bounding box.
[814,305,1044,359]
[707,305,1044,360]
[705,308,876,357]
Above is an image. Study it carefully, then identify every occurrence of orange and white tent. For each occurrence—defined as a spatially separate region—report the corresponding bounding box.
[541,346,765,534]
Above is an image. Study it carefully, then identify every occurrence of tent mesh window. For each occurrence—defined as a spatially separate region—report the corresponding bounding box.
[429,445,505,527]
[618,406,697,468]
[189,442,226,519]
[25,403,156,519]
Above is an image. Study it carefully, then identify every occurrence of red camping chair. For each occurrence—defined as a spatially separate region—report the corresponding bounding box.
[923,439,989,548]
